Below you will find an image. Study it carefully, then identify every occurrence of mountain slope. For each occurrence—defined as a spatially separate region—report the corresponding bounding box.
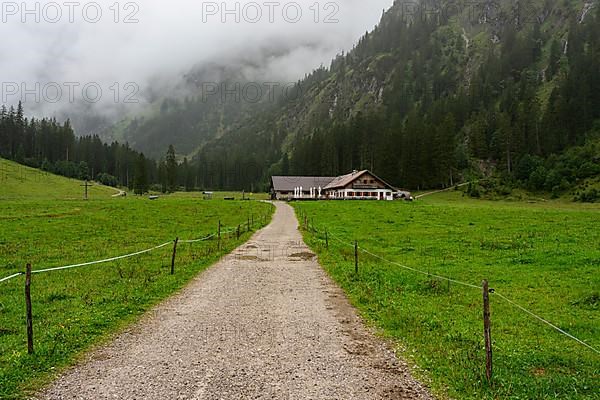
[106,0,600,192]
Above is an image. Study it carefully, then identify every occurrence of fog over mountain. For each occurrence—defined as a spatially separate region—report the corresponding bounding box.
[2,0,599,199]
[0,0,393,129]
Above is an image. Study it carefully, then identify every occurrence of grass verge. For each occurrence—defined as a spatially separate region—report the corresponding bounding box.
[0,196,274,399]
[293,193,599,399]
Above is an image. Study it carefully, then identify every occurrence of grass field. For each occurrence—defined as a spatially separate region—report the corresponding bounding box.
[293,193,600,400]
[0,160,274,399]
[168,191,270,200]
[0,159,118,200]
[0,158,271,202]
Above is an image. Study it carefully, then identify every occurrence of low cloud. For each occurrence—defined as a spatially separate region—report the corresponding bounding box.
[0,0,393,127]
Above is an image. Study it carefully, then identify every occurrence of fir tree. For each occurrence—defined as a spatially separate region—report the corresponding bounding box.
[166,145,178,192]
[134,153,149,195]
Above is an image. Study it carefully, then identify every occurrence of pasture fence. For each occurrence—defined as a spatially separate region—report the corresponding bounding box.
[0,210,272,354]
[170,237,179,275]
[295,207,600,384]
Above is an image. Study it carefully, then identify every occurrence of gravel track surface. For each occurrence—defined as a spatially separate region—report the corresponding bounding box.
[38,201,433,400]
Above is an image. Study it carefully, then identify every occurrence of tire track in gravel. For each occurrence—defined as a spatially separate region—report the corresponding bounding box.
[37,201,433,400]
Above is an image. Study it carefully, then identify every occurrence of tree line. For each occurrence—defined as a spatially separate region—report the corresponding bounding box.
[0,104,205,195]
[189,2,599,196]
[287,4,600,192]
[3,3,599,197]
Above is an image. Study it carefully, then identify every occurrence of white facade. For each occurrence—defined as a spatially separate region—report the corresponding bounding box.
[292,186,325,200]
[330,188,394,201]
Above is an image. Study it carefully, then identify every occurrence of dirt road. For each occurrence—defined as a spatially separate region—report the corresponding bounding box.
[38,202,432,400]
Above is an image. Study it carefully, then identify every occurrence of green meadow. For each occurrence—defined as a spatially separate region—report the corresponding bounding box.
[0,159,117,200]
[0,159,273,399]
[294,193,600,400]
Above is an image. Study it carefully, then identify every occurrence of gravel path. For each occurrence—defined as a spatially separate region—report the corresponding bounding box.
[38,201,433,400]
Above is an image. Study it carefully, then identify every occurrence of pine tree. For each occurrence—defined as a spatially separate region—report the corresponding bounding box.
[183,157,194,191]
[158,160,167,193]
[166,145,178,192]
[281,153,289,175]
[134,153,149,195]
[434,114,457,187]
[547,39,562,80]
[78,161,89,180]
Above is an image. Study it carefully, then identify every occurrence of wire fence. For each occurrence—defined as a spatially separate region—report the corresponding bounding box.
[3,204,597,362]
[0,214,270,284]
[297,208,600,356]
[31,241,174,275]
[180,233,217,244]
[0,272,23,283]
[1,205,276,355]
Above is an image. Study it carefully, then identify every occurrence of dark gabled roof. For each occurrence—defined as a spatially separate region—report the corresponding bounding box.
[323,170,367,190]
[271,176,336,192]
[324,170,397,191]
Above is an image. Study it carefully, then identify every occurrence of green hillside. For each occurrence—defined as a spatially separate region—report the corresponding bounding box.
[0,158,117,200]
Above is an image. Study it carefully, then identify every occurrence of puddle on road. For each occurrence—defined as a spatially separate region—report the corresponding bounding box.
[288,252,316,261]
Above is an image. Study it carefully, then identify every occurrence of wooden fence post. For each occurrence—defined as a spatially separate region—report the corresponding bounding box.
[170,238,179,275]
[25,263,33,354]
[482,280,493,384]
[354,241,359,275]
[218,220,221,250]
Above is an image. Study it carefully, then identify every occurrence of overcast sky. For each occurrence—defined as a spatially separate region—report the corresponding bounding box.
[0,0,394,120]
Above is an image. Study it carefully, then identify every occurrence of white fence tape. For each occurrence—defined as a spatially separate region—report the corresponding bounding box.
[180,233,216,244]
[494,292,600,354]
[0,272,23,283]
[31,241,173,275]
[312,222,600,355]
[0,218,263,283]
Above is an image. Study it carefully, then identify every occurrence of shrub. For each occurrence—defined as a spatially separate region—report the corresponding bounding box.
[575,188,599,203]
[515,154,543,182]
[468,184,481,198]
[544,170,563,191]
[96,173,119,187]
[528,166,548,191]
[577,162,600,179]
